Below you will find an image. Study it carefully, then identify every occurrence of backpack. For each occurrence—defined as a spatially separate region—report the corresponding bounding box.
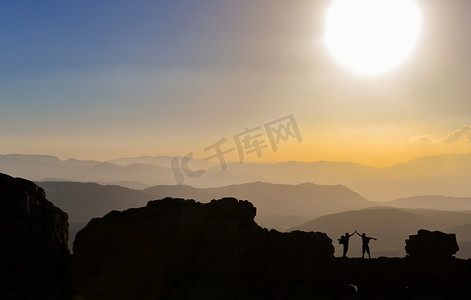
[338,235,345,245]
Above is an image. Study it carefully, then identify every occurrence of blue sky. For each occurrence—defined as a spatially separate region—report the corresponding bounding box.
[1,0,225,77]
[0,1,321,133]
[1,0,471,165]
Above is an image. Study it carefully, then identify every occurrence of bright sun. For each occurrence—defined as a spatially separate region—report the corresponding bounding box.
[325,0,422,75]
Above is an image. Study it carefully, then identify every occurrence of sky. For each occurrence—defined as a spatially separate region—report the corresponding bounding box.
[1,0,471,167]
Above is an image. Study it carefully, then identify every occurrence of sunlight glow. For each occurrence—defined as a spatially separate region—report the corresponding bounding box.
[325,0,422,75]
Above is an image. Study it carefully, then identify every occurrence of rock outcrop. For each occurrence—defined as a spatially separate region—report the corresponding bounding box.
[70,197,471,299]
[405,229,459,258]
[3,172,471,299]
[0,173,69,300]
[71,197,334,299]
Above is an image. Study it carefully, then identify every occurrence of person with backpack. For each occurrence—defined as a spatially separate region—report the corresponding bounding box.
[338,230,357,258]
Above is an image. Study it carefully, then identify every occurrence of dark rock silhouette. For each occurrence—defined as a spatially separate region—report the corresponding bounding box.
[406,229,459,258]
[2,172,471,299]
[0,173,69,300]
[71,197,334,299]
[70,197,471,299]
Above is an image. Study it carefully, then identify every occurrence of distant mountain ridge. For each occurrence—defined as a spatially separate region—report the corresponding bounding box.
[40,180,373,241]
[383,195,471,211]
[292,206,471,259]
[39,181,153,224]
[1,154,176,189]
[143,181,372,218]
[34,179,471,257]
[4,153,471,200]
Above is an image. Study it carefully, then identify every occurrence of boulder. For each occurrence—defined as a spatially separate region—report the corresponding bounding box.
[71,197,334,299]
[405,229,459,258]
[0,173,69,299]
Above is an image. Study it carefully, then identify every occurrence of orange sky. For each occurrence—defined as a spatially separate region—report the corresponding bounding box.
[1,0,471,167]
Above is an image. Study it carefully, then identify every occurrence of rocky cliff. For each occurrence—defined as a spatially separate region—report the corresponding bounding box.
[70,197,471,300]
[0,173,69,299]
[2,173,471,299]
[71,197,334,299]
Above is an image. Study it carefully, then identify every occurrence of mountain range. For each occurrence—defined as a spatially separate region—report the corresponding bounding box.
[37,179,471,256]
[4,153,471,200]
[40,180,372,244]
[383,195,471,211]
[293,207,471,259]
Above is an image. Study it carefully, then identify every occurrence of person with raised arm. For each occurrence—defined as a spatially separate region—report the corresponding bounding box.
[338,230,357,258]
[355,232,377,259]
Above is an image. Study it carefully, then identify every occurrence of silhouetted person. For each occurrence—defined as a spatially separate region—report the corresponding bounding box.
[338,230,356,257]
[355,232,377,259]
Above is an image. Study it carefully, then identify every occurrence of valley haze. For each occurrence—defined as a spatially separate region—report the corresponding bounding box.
[3,153,471,201]
[5,151,469,259]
